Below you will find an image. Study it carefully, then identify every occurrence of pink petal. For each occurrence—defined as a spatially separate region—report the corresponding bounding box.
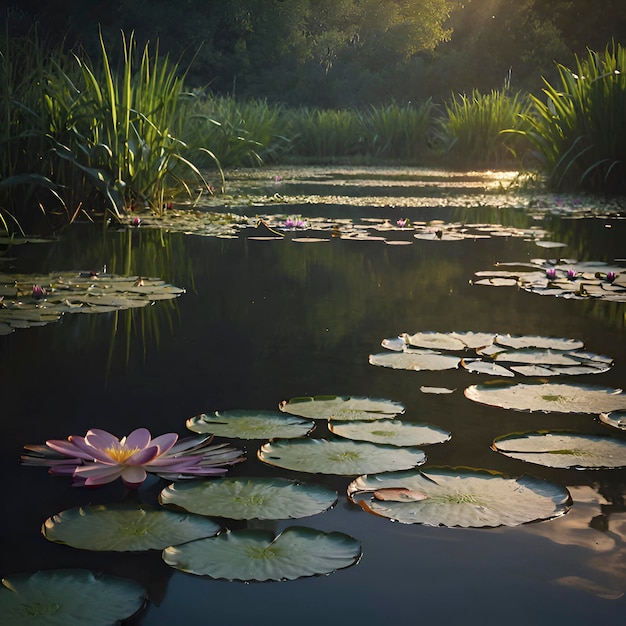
[125,445,160,465]
[120,466,147,486]
[45,439,96,461]
[168,435,212,455]
[73,463,123,478]
[69,436,116,464]
[124,428,152,450]
[149,433,178,455]
[84,429,121,449]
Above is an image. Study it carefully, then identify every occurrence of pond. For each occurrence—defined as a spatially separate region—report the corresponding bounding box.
[1,167,626,625]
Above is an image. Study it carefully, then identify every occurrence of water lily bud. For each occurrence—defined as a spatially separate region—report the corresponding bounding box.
[131,216,141,227]
[606,271,616,283]
[545,268,557,280]
[567,269,578,280]
[32,284,46,299]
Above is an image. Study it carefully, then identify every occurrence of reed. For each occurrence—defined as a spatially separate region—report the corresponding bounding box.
[43,31,214,219]
[515,43,626,193]
[183,95,290,168]
[436,88,531,167]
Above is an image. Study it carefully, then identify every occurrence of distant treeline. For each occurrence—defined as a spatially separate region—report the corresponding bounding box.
[2,0,625,106]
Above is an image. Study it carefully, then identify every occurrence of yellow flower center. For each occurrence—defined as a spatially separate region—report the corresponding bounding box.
[104,445,141,463]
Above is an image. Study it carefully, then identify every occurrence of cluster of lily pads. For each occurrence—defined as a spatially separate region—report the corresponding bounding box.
[473,258,625,302]
[369,331,614,378]
[0,271,185,335]
[368,330,626,470]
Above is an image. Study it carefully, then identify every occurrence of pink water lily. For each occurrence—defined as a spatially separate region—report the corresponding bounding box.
[22,428,244,488]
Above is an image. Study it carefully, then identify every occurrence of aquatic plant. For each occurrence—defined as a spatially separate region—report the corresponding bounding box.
[22,428,244,487]
[513,42,626,193]
[435,87,531,166]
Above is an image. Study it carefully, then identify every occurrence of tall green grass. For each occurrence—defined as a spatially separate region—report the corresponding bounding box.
[436,88,531,167]
[183,95,290,168]
[44,31,214,218]
[285,101,433,161]
[515,43,626,193]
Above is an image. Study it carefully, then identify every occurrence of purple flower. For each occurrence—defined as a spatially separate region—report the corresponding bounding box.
[606,271,617,283]
[32,284,47,299]
[567,269,578,280]
[545,268,557,280]
[131,216,141,227]
[22,428,244,488]
[295,219,307,229]
[283,217,295,228]
[397,218,408,228]
[273,175,282,183]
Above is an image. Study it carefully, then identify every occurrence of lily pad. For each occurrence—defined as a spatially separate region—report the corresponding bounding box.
[347,468,571,527]
[187,410,315,439]
[258,438,426,474]
[0,569,146,625]
[42,504,220,551]
[492,432,626,469]
[369,350,461,371]
[0,271,185,334]
[160,477,337,520]
[163,526,361,581]
[279,395,404,421]
[599,410,626,431]
[328,419,450,446]
[464,382,626,413]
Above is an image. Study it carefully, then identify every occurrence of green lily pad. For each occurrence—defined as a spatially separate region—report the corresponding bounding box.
[160,477,337,520]
[328,419,450,446]
[347,468,571,527]
[464,382,626,413]
[258,438,426,474]
[42,504,220,552]
[369,350,461,371]
[0,569,146,625]
[492,432,626,469]
[187,410,315,439]
[279,395,404,421]
[599,410,626,431]
[162,526,361,581]
[0,271,185,334]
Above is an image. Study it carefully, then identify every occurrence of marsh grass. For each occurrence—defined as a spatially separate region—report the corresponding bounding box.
[183,95,290,168]
[514,43,626,193]
[435,88,531,167]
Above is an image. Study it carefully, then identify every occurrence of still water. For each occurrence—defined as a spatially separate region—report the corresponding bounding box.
[1,168,625,625]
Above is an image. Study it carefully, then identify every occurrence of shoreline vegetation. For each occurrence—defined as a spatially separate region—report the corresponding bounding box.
[0,30,624,234]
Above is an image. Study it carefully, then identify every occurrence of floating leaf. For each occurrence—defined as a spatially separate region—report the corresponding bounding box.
[599,410,626,431]
[258,438,425,474]
[328,419,450,446]
[461,359,514,377]
[0,569,146,625]
[492,432,626,469]
[160,477,337,520]
[347,468,571,527]
[494,334,584,351]
[279,395,404,421]
[187,410,314,439]
[42,504,220,551]
[162,526,361,581]
[369,351,461,371]
[465,382,626,413]
[419,386,456,394]
[402,331,467,351]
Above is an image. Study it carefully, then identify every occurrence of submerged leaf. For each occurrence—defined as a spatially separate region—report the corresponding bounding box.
[258,438,425,474]
[0,569,146,625]
[348,468,571,527]
[493,432,626,469]
[43,504,220,551]
[162,526,361,581]
[160,477,337,520]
